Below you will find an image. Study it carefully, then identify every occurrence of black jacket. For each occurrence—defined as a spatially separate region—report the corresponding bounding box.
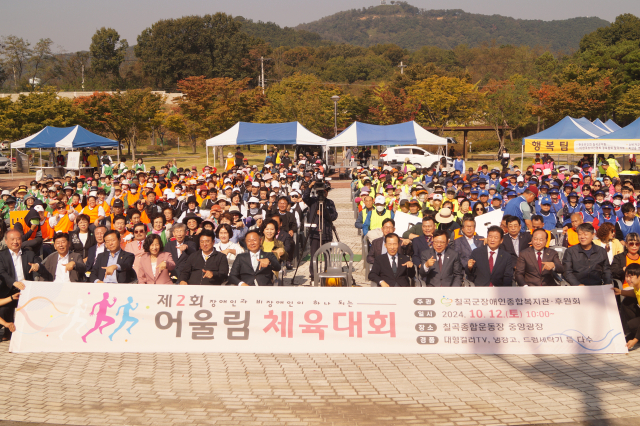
[466,246,514,287]
[563,244,612,286]
[89,250,137,283]
[500,232,532,265]
[228,251,281,286]
[69,230,96,259]
[165,239,197,279]
[303,190,338,242]
[179,249,229,285]
[0,249,45,297]
[368,253,415,287]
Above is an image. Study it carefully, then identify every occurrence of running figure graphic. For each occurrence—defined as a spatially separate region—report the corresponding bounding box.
[59,299,87,341]
[109,297,139,341]
[81,292,117,343]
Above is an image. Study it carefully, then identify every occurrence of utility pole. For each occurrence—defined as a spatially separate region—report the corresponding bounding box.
[331,95,340,137]
[398,61,407,74]
[260,56,265,94]
[81,64,85,91]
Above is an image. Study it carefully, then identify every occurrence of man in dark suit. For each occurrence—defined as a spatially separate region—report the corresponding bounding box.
[42,232,87,282]
[89,230,137,283]
[366,218,409,264]
[85,225,107,273]
[451,214,485,267]
[165,223,197,282]
[467,226,514,287]
[0,229,46,340]
[515,228,564,286]
[420,230,463,287]
[368,233,415,287]
[411,215,437,268]
[179,230,229,285]
[228,230,281,286]
[501,215,532,264]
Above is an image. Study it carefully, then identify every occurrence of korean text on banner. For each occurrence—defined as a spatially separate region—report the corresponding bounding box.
[10,282,627,355]
[574,140,640,154]
[524,140,575,154]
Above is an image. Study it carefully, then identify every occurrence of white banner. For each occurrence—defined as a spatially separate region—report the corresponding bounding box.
[394,211,422,236]
[10,282,627,354]
[475,209,504,237]
[574,139,640,154]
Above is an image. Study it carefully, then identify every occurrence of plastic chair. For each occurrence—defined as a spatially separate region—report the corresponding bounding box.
[362,235,372,277]
[551,229,565,247]
[312,242,354,287]
[553,246,566,261]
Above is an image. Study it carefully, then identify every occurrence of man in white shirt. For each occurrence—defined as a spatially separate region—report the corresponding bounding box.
[0,230,45,340]
[41,233,87,282]
[229,230,281,286]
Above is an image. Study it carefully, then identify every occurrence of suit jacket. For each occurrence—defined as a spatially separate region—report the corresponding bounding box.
[411,234,434,268]
[137,252,176,284]
[0,249,45,297]
[85,243,106,273]
[124,239,146,280]
[466,246,514,287]
[42,252,86,282]
[515,247,564,286]
[451,234,485,267]
[165,239,197,279]
[501,232,532,264]
[367,237,385,265]
[368,253,415,287]
[420,247,463,287]
[179,250,229,285]
[228,250,281,286]
[89,250,137,283]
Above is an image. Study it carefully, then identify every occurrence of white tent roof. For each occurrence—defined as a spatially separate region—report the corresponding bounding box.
[206,122,326,146]
[326,121,447,147]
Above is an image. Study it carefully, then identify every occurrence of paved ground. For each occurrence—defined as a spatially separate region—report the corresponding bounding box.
[1,187,639,426]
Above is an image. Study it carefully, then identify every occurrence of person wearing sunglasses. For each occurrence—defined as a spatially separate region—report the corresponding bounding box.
[124,223,149,280]
[472,202,486,218]
[612,233,640,289]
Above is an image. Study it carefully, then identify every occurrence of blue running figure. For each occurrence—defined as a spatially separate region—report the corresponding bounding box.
[109,297,139,341]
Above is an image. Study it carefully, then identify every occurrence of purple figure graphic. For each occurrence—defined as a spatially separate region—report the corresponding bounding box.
[81,292,117,343]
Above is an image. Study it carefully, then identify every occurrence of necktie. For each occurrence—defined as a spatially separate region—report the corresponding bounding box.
[391,256,397,275]
[425,235,433,247]
[489,251,495,273]
[537,251,542,273]
[438,253,443,270]
[139,241,143,250]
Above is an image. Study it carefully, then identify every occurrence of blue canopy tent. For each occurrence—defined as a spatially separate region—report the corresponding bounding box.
[521,116,602,170]
[325,121,447,146]
[598,117,640,140]
[593,118,615,133]
[574,117,610,137]
[10,125,119,177]
[605,119,622,131]
[205,122,327,165]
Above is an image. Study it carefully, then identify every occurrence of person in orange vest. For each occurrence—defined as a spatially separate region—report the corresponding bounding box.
[81,195,106,228]
[49,199,76,234]
[225,153,235,171]
[96,189,111,216]
[125,183,141,208]
[563,213,583,248]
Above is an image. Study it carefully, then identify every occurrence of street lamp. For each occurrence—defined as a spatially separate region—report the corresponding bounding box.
[331,95,340,137]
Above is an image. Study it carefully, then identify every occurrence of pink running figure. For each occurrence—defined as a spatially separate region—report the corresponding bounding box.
[81,292,117,343]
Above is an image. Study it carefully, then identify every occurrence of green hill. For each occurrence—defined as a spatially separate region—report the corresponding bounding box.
[236,17,327,48]
[295,2,609,52]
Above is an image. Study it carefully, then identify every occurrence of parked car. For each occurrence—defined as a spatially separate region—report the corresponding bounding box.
[0,155,13,173]
[378,146,452,169]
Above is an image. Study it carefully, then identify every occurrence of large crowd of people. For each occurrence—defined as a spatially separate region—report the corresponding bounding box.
[354,152,640,349]
[0,147,337,341]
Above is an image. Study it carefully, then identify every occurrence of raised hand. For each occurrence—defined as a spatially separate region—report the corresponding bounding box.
[402,261,414,269]
[541,262,555,271]
[468,259,476,269]
[202,270,214,279]
[64,261,76,272]
[28,263,39,273]
[426,256,436,268]
[258,258,270,269]
[103,264,118,276]
[13,282,26,290]
[158,261,167,272]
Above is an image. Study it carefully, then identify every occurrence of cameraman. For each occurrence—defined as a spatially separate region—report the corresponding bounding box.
[303,180,339,279]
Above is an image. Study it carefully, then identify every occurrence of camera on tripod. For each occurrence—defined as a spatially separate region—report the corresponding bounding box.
[310,176,332,200]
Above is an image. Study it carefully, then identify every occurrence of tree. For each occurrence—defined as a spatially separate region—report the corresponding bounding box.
[407,76,484,133]
[175,76,266,154]
[1,35,31,90]
[580,14,640,52]
[75,89,163,160]
[90,28,128,79]
[364,83,419,125]
[482,75,533,149]
[29,38,55,90]
[616,84,640,122]
[134,13,260,87]
[255,73,354,138]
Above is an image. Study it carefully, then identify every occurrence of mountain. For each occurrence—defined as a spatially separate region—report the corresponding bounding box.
[295,3,610,52]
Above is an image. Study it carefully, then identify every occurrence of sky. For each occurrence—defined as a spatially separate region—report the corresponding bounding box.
[2,0,640,53]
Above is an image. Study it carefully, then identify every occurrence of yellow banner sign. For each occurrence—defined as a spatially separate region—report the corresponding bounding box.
[524,139,575,154]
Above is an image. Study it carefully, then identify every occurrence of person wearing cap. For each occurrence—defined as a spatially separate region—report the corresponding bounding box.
[597,201,617,226]
[537,198,558,231]
[503,186,537,233]
[407,199,423,218]
[487,194,504,213]
[562,192,583,229]
[363,195,393,237]
[615,202,640,241]
[581,196,600,228]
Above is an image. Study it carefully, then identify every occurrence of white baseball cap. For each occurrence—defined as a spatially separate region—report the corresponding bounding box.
[374,195,386,204]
